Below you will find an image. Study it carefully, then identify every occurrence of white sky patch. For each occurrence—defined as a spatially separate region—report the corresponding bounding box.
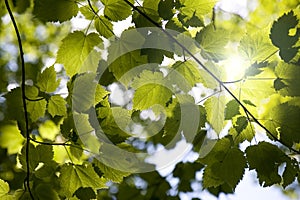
[71,14,90,31]
[146,139,193,177]
[216,0,256,18]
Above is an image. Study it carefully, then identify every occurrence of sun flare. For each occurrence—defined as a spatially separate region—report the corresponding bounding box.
[224,54,247,82]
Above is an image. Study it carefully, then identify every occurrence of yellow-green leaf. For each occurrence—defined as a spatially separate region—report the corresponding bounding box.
[56,31,102,77]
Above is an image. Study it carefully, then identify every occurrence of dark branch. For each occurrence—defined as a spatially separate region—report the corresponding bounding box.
[25,96,45,101]
[4,0,35,199]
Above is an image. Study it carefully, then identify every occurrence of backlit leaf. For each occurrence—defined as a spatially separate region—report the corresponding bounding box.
[27,99,47,122]
[260,102,300,147]
[93,159,130,183]
[56,31,102,77]
[246,142,297,187]
[224,99,240,120]
[196,24,229,62]
[275,62,300,96]
[101,0,134,21]
[204,94,227,134]
[95,16,114,38]
[38,120,60,141]
[48,95,67,117]
[0,122,24,154]
[59,163,107,197]
[33,0,78,22]
[0,179,9,197]
[132,71,172,110]
[36,66,60,93]
[179,0,216,24]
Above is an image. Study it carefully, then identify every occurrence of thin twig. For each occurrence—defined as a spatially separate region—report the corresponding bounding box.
[124,0,300,154]
[87,0,115,37]
[29,137,95,154]
[4,0,35,199]
[196,90,222,105]
[25,96,45,101]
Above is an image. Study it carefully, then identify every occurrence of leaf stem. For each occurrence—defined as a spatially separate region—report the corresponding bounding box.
[4,0,35,199]
[124,0,300,154]
[29,137,95,154]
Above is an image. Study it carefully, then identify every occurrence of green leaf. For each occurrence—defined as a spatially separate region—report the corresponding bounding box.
[198,61,223,89]
[95,85,110,105]
[107,28,147,85]
[93,159,130,183]
[99,107,132,143]
[25,85,39,99]
[165,18,186,33]
[270,11,300,48]
[245,61,268,77]
[72,73,98,113]
[279,47,299,63]
[48,95,67,117]
[80,6,95,20]
[282,159,299,188]
[27,99,47,122]
[132,0,161,28]
[35,161,57,179]
[132,71,172,110]
[158,0,174,20]
[224,100,240,120]
[171,60,202,87]
[95,16,114,38]
[3,88,24,126]
[35,184,60,200]
[242,100,256,107]
[204,95,227,134]
[101,0,134,21]
[200,138,246,189]
[246,142,292,187]
[38,120,60,141]
[179,0,216,24]
[0,122,24,154]
[202,165,224,188]
[74,187,96,200]
[33,0,78,22]
[108,51,148,86]
[59,163,107,197]
[141,31,174,63]
[275,62,300,96]
[239,30,277,62]
[173,162,204,192]
[0,179,9,197]
[56,31,102,77]
[234,116,248,133]
[12,0,31,14]
[233,76,275,106]
[260,102,300,147]
[195,24,229,62]
[184,12,204,27]
[229,116,253,143]
[36,66,60,93]
[19,143,54,171]
[274,78,287,91]
[213,147,246,188]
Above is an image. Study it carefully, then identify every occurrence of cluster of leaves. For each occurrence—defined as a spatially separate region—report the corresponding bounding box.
[0,0,300,199]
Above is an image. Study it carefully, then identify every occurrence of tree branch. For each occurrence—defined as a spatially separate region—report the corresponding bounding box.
[4,0,35,199]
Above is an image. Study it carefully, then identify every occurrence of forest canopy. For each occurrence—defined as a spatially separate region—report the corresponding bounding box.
[0,0,300,199]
